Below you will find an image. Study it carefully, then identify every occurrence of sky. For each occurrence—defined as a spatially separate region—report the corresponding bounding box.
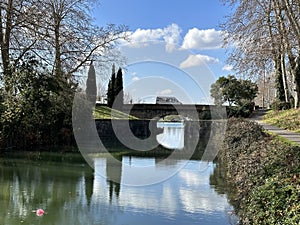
[92,0,233,104]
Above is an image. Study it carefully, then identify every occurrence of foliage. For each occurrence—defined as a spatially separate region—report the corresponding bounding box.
[107,65,124,108]
[227,102,255,118]
[275,63,286,102]
[210,75,258,107]
[114,68,124,108]
[210,75,257,117]
[264,109,300,132]
[107,69,115,108]
[86,63,97,103]
[210,75,238,106]
[218,118,300,225]
[247,175,300,225]
[222,0,300,108]
[270,100,291,111]
[0,56,76,149]
[0,1,128,151]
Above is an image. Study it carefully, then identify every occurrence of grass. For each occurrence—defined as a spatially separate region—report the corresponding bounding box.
[93,105,138,120]
[263,108,300,133]
[265,130,300,146]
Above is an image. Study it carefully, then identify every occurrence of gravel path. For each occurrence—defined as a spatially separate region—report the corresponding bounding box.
[249,110,300,146]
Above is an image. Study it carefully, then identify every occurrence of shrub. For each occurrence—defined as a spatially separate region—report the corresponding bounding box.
[218,118,300,225]
[270,100,291,110]
[227,101,255,118]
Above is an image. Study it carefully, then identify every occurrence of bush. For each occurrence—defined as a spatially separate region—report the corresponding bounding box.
[270,100,291,110]
[227,102,255,118]
[0,57,76,150]
[247,175,300,225]
[218,118,300,225]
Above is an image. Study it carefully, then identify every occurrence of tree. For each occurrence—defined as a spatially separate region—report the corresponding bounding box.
[107,65,115,108]
[1,55,76,148]
[210,75,258,107]
[39,0,128,78]
[0,0,45,84]
[106,65,124,108]
[114,67,124,108]
[210,75,239,106]
[86,61,97,103]
[0,0,128,83]
[0,0,128,149]
[222,0,300,108]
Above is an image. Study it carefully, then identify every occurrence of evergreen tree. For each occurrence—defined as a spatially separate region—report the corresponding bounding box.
[275,57,285,102]
[86,62,97,103]
[210,75,258,106]
[107,65,115,108]
[114,67,124,108]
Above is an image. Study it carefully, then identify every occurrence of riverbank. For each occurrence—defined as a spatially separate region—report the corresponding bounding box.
[217,118,299,224]
[263,108,300,132]
[250,109,300,146]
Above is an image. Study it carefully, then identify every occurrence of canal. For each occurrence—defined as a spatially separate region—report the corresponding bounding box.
[0,121,238,225]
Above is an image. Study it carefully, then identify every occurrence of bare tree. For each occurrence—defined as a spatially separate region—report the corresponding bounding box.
[0,0,43,82]
[0,0,129,86]
[39,0,128,78]
[222,0,300,107]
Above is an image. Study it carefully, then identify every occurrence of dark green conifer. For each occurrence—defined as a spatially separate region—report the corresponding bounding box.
[86,61,97,103]
[114,67,124,108]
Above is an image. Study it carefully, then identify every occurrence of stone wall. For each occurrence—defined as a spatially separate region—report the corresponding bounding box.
[95,119,162,147]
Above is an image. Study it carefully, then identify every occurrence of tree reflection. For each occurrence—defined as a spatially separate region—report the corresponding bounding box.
[0,160,95,225]
[106,155,122,202]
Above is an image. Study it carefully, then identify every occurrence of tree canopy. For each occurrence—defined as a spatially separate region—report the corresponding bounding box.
[222,0,300,108]
[210,75,258,107]
[0,0,127,150]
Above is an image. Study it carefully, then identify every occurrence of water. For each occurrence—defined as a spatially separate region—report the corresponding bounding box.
[0,122,237,225]
[0,156,236,225]
[157,122,185,149]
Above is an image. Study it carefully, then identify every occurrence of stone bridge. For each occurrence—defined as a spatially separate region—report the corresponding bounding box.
[118,104,224,119]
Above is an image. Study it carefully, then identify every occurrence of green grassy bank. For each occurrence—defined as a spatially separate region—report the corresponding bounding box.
[218,118,300,225]
[264,109,300,133]
[94,105,138,120]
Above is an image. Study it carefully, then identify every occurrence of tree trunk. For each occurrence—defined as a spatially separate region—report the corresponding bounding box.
[293,57,300,108]
[275,56,285,102]
[280,54,289,103]
[0,0,13,86]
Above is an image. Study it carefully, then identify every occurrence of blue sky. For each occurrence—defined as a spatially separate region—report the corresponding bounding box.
[92,1,233,104]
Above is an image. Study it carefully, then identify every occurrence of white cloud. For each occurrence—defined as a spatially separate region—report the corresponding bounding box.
[158,89,173,95]
[180,54,219,68]
[132,76,140,82]
[222,64,233,71]
[181,28,224,50]
[124,24,182,52]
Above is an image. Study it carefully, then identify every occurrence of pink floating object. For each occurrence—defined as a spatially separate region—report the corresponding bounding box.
[36,209,45,216]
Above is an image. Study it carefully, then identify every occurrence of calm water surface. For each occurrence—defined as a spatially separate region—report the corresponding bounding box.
[0,156,236,225]
[0,122,237,225]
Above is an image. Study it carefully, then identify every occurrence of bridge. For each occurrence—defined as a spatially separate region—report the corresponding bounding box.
[99,104,226,120]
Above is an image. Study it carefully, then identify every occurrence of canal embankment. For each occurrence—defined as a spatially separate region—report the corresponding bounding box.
[217,118,300,224]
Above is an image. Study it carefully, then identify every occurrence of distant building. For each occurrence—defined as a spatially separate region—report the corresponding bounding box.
[156,96,182,104]
[96,96,107,104]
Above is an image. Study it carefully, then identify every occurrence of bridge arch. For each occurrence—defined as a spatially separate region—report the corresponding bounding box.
[120,104,212,120]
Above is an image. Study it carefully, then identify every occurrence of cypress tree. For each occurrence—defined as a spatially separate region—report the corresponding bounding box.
[107,65,115,108]
[114,67,124,108]
[86,61,97,103]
